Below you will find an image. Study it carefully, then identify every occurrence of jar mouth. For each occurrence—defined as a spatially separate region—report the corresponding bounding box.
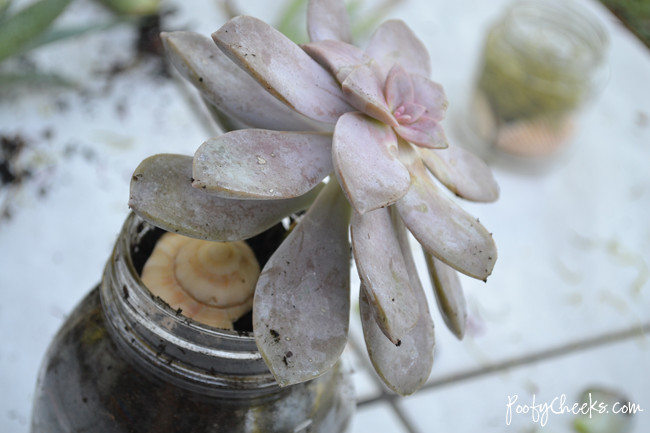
[101,212,282,396]
[128,220,257,338]
[502,0,608,75]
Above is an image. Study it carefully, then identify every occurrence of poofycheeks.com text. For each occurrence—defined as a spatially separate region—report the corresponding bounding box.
[506,394,643,426]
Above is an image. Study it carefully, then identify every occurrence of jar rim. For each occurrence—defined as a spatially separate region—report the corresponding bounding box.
[101,212,279,396]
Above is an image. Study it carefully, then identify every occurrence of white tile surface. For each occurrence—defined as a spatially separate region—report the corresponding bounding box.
[350,402,410,433]
[398,338,650,433]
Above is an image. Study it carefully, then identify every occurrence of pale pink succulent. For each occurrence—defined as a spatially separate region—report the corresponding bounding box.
[129,0,500,396]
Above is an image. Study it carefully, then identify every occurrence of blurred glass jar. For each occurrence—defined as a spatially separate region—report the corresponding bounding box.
[466,0,608,159]
[30,213,355,433]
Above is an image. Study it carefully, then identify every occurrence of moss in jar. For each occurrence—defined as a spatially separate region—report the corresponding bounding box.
[477,26,589,125]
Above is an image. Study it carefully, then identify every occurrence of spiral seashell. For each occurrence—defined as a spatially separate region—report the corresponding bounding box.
[141,232,260,329]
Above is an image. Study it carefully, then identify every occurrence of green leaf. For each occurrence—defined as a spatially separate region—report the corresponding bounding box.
[0,0,73,62]
[94,0,160,16]
[17,17,134,54]
[0,0,13,22]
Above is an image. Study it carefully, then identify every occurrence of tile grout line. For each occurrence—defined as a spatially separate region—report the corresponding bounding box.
[348,335,421,433]
[357,321,650,408]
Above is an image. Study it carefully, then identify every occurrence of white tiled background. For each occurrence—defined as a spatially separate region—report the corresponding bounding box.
[1,0,649,432]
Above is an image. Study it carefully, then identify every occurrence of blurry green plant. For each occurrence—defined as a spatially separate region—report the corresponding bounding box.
[95,0,160,16]
[573,388,634,433]
[0,0,160,87]
[223,0,406,44]
[600,0,650,49]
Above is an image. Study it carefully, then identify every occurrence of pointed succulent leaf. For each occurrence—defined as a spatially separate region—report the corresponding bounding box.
[128,154,323,242]
[351,207,419,344]
[333,112,410,214]
[213,16,354,125]
[161,31,326,132]
[253,179,352,386]
[410,73,448,122]
[424,251,467,340]
[307,0,352,43]
[417,145,499,202]
[301,39,380,84]
[342,64,397,127]
[385,63,414,112]
[394,116,448,149]
[359,207,435,395]
[395,141,498,280]
[365,19,431,79]
[193,130,333,199]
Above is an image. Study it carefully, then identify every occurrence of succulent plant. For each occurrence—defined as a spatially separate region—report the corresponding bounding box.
[129,0,500,396]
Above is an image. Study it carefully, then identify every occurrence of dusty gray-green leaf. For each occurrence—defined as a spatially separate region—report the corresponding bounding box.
[213,16,354,124]
[360,208,434,396]
[253,178,352,386]
[162,31,327,132]
[396,141,497,280]
[128,154,323,242]
[193,130,333,199]
[0,0,72,62]
[351,207,418,344]
[417,145,499,202]
[423,250,466,340]
[307,0,352,43]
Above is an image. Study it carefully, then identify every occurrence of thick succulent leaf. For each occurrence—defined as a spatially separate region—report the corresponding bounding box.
[365,19,431,79]
[417,145,500,202]
[385,63,414,112]
[193,130,333,199]
[202,97,250,133]
[253,179,352,386]
[128,154,323,242]
[360,207,434,396]
[332,112,410,214]
[213,16,354,124]
[342,64,397,127]
[301,39,378,84]
[424,251,466,340]
[307,0,352,43]
[161,31,326,132]
[395,142,498,280]
[410,73,448,122]
[394,116,448,149]
[351,207,419,344]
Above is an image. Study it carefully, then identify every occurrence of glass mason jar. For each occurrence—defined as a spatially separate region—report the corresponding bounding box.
[465,0,608,160]
[30,213,355,432]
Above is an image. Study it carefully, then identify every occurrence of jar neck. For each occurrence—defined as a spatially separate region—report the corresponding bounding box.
[100,212,279,398]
